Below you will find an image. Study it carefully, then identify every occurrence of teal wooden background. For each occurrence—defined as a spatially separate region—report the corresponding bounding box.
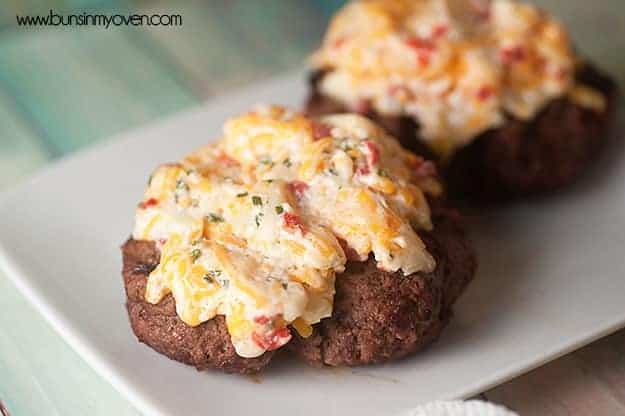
[0,1,623,414]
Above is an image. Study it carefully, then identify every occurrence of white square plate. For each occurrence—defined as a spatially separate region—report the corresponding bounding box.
[0,72,624,416]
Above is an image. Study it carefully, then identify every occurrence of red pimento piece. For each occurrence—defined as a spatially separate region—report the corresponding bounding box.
[252,327,292,351]
[138,198,159,209]
[253,315,271,325]
[283,212,307,235]
[355,163,371,176]
[476,85,494,101]
[287,180,309,200]
[157,238,168,246]
[311,121,332,140]
[353,98,372,114]
[333,36,348,49]
[405,36,435,67]
[431,23,449,39]
[363,140,380,166]
[405,36,434,51]
[216,152,239,167]
[500,45,527,64]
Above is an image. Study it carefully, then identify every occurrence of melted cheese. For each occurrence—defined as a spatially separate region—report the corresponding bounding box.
[132,105,441,357]
[312,0,606,157]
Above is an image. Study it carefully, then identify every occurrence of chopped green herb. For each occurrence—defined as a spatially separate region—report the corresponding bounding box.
[252,195,263,206]
[282,158,292,167]
[260,156,273,166]
[203,270,222,283]
[176,179,189,191]
[275,205,284,215]
[191,198,199,207]
[264,179,274,183]
[255,212,264,227]
[191,239,201,246]
[147,174,153,186]
[378,169,389,177]
[190,249,202,262]
[281,282,288,290]
[327,167,338,176]
[340,142,352,151]
[236,192,248,198]
[207,213,224,223]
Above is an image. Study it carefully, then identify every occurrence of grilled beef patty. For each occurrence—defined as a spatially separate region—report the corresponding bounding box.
[306,64,617,200]
[121,205,475,373]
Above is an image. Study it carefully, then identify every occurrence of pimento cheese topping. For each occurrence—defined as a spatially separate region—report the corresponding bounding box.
[133,105,441,358]
[312,0,606,156]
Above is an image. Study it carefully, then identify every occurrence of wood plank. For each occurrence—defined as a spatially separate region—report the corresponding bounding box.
[486,330,625,415]
[0,26,198,156]
[0,87,50,187]
[0,274,140,416]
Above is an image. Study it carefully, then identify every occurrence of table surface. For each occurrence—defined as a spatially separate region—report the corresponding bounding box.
[0,1,623,415]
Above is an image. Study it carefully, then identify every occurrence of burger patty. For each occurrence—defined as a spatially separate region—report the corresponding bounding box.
[306,64,617,200]
[121,206,475,373]
[122,239,275,374]
[288,204,475,367]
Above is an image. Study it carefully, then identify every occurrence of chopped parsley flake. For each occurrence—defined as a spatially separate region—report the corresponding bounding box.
[236,192,248,198]
[255,212,264,227]
[147,174,153,186]
[190,249,202,262]
[327,167,338,176]
[283,158,292,167]
[203,270,222,283]
[275,205,284,215]
[378,169,389,177]
[252,195,263,206]
[260,156,273,166]
[176,179,189,191]
[207,213,224,222]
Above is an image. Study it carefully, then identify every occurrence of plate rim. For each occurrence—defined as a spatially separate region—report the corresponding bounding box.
[1,70,624,416]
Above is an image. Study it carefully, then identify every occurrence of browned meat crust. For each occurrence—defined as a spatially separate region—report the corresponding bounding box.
[288,205,476,367]
[306,64,618,200]
[121,239,275,374]
[121,207,475,372]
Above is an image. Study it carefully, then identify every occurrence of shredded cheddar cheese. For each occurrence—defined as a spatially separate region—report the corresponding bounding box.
[311,0,607,157]
[133,105,441,358]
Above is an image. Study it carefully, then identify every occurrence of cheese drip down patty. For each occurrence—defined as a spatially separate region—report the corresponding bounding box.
[132,105,442,358]
[311,0,607,156]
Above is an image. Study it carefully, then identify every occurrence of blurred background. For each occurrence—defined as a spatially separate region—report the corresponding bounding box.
[0,0,343,188]
[0,1,623,415]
